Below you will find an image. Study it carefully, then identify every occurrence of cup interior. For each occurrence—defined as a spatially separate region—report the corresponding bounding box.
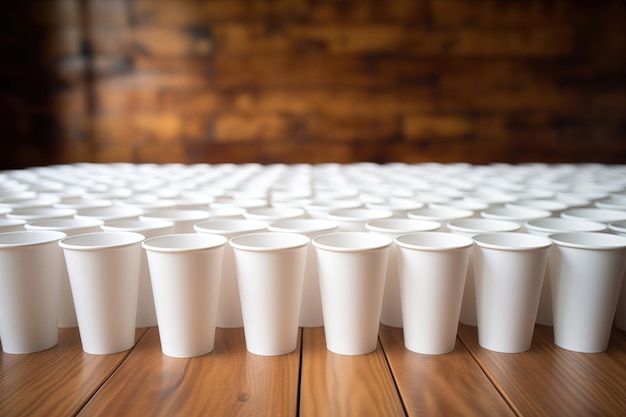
[59,231,145,250]
[230,232,310,251]
[473,232,552,250]
[267,219,339,233]
[549,232,626,249]
[194,219,267,234]
[0,230,67,247]
[525,218,607,234]
[395,232,473,250]
[142,233,227,252]
[312,232,392,251]
[365,218,441,233]
[101,219,175,232]
[447,218,520,234]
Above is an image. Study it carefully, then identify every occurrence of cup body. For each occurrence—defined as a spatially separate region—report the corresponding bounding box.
[25,218,104,327]
[473,233,552,353]
[267,219,339,327]
[609,221,626,331]
[447,219,521,326]
[365,219,441,328]
[313,232,391,355]
[0,231,66,353]
[143,233,227,357]
[194,219,267,328]
[230,232,309,355]
[101,219,176,327]
[396,232,473,354]
[59,232,144,354]
[549,232,626,352]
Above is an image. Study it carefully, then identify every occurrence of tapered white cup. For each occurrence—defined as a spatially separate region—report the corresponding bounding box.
[447,219,521,326]
[473,233,552,353]
[609,221,626,331]
[313,232,392,355]
[267,219,339,327]
[194,219,267,328]
[59,232,144,354]
[101,219,175,327]
[0,231,66,354]
[140,209,210,233]
[365,219,442,328]
[525,218,607,326]
[230,232,309,356]
[24,218,104,327]
[143,233,227,357]
[549,232,626,352]
[395,232,472,354]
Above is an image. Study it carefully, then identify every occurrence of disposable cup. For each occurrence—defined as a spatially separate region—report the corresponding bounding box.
[0,219,26,232]
[243,207,305,226]
[303,200,362,219]
[407,207,474,231]
[143,233,227,357]
[194,219,267,328]
[480,206,551,227]
[395,232,473,354]
[0,231,66,353]
[267,219,339,327]
[230,232,309,355]
[609,221,626,331]
[365,219,442,328]
[561,208,626,224]
[473,233,552,353]
[525,218,608,326]
[59,232,144,354]
[139,209,210,233]
[101,219,176,327]
[549,232,626,352]
[7,207,76,221]
[447,219,521,326]
[75,206,143,221]
[24,218,104,327]
[313,232,392,355]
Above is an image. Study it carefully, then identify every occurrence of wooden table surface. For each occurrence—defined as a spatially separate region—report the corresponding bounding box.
[1,324,625,417]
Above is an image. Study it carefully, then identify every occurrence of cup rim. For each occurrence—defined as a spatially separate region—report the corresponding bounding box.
[549,232,626,249]
[142,233,227,252]
[266,219,339,234]
[139,209,210,221]
[473,232,553,250]
[100,219,175,232]
[59,231,145,250]
[395,231,473,251]
[561,208,626,223]
[312,232,392,252]
[0,230,67,247]
[447,218,521,234]
[525,218,607,234]
[24,218,104,231]
[609,221,626,235]
[326,208,393,222]
[194,219,267,234]
[365,218,441,233]
[229,232,310,251]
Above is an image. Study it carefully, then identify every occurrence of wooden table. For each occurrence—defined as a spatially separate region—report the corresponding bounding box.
[1,324,625,416]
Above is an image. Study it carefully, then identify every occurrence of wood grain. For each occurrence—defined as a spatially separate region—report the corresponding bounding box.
[379,325,516,417]
[0,328,147,417]
[76,327,301,417]
[458,324,626,417]
[299,327,406,417]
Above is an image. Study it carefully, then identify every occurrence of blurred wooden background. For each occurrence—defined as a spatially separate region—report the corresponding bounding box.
[0,0,624,169]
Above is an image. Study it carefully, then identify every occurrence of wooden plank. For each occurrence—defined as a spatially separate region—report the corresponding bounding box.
[0,327,147,417]
[457,324,626,417]
[299,327,406,417]
[77,327,301,417]
[378,325,516,417]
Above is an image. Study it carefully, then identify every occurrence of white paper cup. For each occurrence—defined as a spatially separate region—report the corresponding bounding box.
[407,207,474,231]
[24,219,104,328]
[267,219,339,327]
[243,207,305,226]
[230,232,309,356]
[194,219,267,328]
[396,232,473,354]
[326,208,393,232]
[480,206,551,227]
[303,200,362,219]
[139,209,210,233]
[143,233,227,357]
[75,206,143,222]
[447,219,521,326]
[365,219,442,328]
[7,207,76,221]
[525,218,608,326]
[313,232,392,355]
[609,221,626,331]
[549,232,626,353]
[561,208,626,224]
[473,233,552,353]
[0,231,66,353]
[101,219,176,327]
[0,219,26,232]
[59,232,144,354]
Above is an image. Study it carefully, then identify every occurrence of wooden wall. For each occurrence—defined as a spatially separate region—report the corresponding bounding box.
[1,0,625,169]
